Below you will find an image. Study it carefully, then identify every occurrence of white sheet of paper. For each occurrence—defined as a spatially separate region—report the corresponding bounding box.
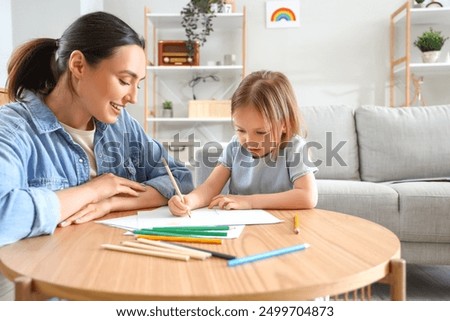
[96,207,282,238]
[137,206,282,228]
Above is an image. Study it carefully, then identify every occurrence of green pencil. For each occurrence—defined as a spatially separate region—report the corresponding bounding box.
[133,229,228,237]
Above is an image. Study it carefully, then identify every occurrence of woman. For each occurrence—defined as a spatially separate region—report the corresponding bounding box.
[0,12,193,246]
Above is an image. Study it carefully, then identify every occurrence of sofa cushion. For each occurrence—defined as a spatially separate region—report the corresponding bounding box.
[356,105,450,182]
[316,179,400,235]
[389,181,450,243]
[300,105,360,180]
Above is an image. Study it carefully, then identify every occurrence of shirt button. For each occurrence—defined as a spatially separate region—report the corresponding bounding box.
[79,159,84,163]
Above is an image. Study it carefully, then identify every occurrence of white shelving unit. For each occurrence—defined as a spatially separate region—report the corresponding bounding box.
[390,3,450,106]
[143,7,246,138]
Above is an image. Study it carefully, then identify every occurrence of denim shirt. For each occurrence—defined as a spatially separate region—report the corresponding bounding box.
[0,92,194,246]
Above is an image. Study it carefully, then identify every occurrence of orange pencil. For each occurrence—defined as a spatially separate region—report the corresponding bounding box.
[294,214,300,234]
[136,234,223,245]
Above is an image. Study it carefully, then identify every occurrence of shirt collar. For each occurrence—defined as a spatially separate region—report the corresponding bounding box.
[23,91,108,134]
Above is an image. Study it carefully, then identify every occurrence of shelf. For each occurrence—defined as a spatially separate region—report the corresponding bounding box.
[396,7,450,25]
[394,62,450,76]
[146,13,244,29]
[146,65,244,76]
[147,117,231,122]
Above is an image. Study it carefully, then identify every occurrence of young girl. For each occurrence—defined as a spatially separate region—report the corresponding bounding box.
[168,70,317,216]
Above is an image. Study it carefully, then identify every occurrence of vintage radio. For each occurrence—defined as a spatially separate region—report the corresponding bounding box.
[158,40,200,66]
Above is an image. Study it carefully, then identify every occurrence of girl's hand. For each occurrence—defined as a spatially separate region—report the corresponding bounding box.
[208,195,252,210]
[168,195,191,217]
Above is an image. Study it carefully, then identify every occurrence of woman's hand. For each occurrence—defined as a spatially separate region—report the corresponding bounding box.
[168,195,192,217]
[86,173,146,203]
[59,198,113,227]
[57,174,147,226]
[208,194,253,210]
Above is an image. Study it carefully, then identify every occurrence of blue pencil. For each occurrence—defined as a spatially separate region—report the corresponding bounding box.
[227,243,310,267]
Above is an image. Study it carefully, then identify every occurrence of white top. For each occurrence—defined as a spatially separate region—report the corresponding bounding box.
[218,135,317,195]
[60,122,97,178]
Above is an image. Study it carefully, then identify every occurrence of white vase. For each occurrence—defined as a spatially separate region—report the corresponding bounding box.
[162,109,173,118]
[421,51,440,63]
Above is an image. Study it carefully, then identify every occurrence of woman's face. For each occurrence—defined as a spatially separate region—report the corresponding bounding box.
[233,104,284,157]
[76,44,146,124]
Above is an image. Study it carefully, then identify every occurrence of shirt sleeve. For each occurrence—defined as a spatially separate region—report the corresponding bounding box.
[124,116,194,199]
[0,132,60,247]
[217,136,240,169]
[286,135,319,183]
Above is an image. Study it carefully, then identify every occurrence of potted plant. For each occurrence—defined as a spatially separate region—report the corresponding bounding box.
[414,27,449,63]
[180,0,223,57]
[413,0,425,8]
[162,100,173,118]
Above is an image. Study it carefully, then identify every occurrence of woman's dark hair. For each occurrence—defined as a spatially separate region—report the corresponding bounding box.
[7,11,145,101]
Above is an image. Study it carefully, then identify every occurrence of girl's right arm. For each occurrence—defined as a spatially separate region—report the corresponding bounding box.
[168,164,230,216]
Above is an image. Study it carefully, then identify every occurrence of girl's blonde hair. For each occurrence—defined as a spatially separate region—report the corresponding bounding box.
[231,70,304,149]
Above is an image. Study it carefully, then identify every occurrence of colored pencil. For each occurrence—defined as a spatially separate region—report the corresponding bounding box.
[168,243,237,260]
[294,214,300,234]
[161,157,192,218]
[145,226,230,231]
[101,244,190,261]
[134,239,211,260]
[227,243,310,267]
[133,229,228,237]
[122,240,210,260]
[136,234,223,244]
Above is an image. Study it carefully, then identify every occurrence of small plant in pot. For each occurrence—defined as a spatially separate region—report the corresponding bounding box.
[162,100,173,118]
[414,28,449,63]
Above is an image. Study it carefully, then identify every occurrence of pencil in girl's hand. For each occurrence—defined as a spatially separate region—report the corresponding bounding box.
[161,157,192,218]
[294,214,300,234]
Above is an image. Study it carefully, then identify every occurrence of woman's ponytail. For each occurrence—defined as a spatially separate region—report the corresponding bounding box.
[7,38,59,101]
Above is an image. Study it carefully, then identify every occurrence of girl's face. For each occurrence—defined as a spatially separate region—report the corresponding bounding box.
[233,104,284,157]
[76,44,146,124]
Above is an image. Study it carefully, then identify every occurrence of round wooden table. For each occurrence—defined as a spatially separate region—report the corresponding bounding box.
[0,209,405,300]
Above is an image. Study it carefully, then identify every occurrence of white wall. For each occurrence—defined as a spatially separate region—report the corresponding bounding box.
[2,0,450,122]
[0,0,13,88]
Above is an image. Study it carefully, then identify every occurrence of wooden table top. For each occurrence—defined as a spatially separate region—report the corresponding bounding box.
[0,209,401,300]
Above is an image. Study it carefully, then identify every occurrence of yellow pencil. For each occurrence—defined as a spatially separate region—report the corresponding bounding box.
[294,214,300,234]
[136,234,222,245]
[161,157,192,218]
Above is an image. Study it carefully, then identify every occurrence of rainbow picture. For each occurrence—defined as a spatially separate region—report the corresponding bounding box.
[271,7,296,22]
[266,0,300,29]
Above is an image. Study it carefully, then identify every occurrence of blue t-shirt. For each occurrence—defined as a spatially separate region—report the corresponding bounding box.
[218,135,317,195]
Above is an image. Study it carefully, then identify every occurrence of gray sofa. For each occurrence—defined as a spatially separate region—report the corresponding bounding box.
[194,105,450,265]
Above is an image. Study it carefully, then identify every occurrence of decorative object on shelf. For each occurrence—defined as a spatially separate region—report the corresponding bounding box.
[414,27,449,63]
[223,53,236,65]
[188,74,220,100]
[426,0,443,8]
[266,0,301,29]
[158,40,199,66]
[188,100,231,118]
[411,75,426,107]
[413,0,425,8]
[162,100,173,118]
[180,0,223,57]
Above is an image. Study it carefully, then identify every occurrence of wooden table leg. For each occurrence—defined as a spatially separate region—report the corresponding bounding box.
[14,276,33,301]
[390,258,406,301]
